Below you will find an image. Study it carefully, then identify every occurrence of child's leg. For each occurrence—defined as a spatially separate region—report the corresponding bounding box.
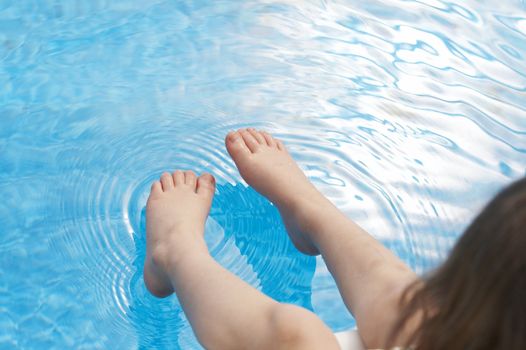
[143,170,339,350]
[226,129,420,348]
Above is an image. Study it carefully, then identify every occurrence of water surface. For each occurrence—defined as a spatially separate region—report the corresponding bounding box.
[1,0,525,348]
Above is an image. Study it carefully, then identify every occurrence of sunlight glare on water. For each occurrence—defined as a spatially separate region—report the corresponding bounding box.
[0,0,525,348]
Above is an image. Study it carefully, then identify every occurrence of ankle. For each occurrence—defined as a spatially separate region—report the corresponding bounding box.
[281,192,343,243]
[276,183,323,214]
[151,236,209,272]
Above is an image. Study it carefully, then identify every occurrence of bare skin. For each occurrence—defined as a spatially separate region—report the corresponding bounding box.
[143,162,338,349]
[143,170,214,298]
[225,129,420,347]
[143,128,420,349]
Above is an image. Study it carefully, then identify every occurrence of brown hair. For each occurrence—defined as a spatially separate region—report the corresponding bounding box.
[389,177,526,349]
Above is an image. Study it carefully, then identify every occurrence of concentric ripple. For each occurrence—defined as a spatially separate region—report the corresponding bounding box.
[1,0,525,348]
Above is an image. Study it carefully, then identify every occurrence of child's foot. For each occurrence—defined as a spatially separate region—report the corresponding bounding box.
[225,128,328,255]
[143,170,216,297]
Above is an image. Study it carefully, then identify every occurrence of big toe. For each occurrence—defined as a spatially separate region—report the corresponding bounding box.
[225,130,251,161]
[197,173,216,200]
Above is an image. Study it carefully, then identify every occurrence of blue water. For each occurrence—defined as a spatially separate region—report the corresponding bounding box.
[1,0,525,348]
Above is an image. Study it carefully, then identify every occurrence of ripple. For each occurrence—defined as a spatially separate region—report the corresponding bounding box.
[45,114,316,347]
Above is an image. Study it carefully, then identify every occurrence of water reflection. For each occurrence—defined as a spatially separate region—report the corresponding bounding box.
[1,0,525,348]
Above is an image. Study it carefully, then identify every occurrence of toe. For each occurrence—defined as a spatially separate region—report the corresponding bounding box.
[173,170,184,186]
[149,181,162,197]
[226,130,251,158]
[239,129,260,153]
[184,170,197,189]
[247,128,266,145]
[197,173,216,199]
[160,172,174,191]
[261,131,276,147]
[276,139,286,151]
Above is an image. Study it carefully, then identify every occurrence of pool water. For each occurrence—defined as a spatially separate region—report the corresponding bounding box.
[1,0,525,348]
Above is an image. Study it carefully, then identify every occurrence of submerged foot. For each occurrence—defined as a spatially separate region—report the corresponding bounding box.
[144,170,215,297]
[225,128,327,255]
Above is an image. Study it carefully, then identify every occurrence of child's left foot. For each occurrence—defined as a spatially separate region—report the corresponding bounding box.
[143,170,216,298]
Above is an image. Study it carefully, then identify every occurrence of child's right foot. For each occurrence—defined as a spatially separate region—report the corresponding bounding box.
[225,128,330,255]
